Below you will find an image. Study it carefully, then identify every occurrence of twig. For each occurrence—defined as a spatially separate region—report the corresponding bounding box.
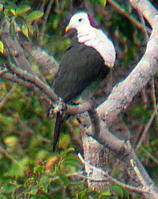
[0,71,42,96]
[141,146,158,165]
[150,78,158,129]
[136,106,158,151]
[22,43,59,78]
[129,0,158,28]
[138,10,149,41]
[0,85,17,110]
[130,159,151,193]
[0,146,23,168]
[1,20,33,74]
[7,62,59,102]
[40,0,55,43]
[0,68,8,75]
[50,171,84,183]
[108,0,151,33]
[78,153,148,193]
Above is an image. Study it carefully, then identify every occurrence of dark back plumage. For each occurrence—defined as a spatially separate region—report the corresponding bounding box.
[53,37,110,103]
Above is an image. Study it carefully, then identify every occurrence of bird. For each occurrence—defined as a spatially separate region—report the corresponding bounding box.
[52,11,116,152]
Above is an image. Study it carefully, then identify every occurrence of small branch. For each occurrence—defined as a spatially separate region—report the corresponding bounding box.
[138,10,149,41]
[40,0,55,43]
[141,146,158,165]
[0,85,17,110]
[0,71,40,94]
[129,0,158,28]
[67,101,93,115]
[0,68,8,75]
[22,43,59,78]
[7,62,59,102]
[108,0,151,33]
[0,146,23,168]
[1,20,33,74]
[136,105,158,151]
[78,153,148,194]
[150,78,158,129]
[98,23,158,126]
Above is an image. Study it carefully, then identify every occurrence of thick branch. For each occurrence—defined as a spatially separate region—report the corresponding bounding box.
[22,43,59,78]
[83,1,158,198]
[108,0,151,33]
[129,0,158,28]
[98,10,158,126]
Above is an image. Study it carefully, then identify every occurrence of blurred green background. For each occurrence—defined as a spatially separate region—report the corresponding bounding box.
[0,0,158,198]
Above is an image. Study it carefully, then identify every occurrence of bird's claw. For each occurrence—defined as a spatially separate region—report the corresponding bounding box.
[48,99,67,118]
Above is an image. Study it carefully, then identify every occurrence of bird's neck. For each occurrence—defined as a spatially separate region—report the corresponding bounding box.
[77,26,96,43]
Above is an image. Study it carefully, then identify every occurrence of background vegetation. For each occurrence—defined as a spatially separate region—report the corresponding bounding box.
[0,0,158,198]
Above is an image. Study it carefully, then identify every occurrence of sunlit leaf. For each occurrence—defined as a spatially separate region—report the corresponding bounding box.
[26,10,44,22]
[30,188,38,195]
[0,3,3,12]
[16,5,31,15]
[4,136,18,148]
[9,22,16,36]
[22,24,29,38]
[99,191,111,198]
[58,134,70,150]
[61,147,75,157]
[10,9,16,16]
[0,40,4,54]
[98,0,106,8]
[63,156,81,168]
[111,185,124,197]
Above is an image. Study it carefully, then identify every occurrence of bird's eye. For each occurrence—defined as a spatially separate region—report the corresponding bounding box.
[78,18,82,22]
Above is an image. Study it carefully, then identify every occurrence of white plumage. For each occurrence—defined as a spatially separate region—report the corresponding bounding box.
[66,12,116,68]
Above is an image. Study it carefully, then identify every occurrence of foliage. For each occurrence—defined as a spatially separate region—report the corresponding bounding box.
[0,0,158,199]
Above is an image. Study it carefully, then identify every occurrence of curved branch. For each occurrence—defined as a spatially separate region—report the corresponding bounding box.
[108,0,151,33]
[7,62,59,102]
[98,2,158,126]
[129,0,158,28]
[82,1,158,198]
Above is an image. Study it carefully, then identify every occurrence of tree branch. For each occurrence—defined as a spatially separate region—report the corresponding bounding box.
[98,1,158,126]
[82,1,158,198]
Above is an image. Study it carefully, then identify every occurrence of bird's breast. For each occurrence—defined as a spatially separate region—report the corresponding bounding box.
[77,29,116,68]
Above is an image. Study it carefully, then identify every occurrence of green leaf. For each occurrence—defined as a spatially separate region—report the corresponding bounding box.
[0,195,7,199]
[99,191,111,198]
[4,136,18,148]
[33,165,44,174]
[9,22,16,36]
[61,147,75,157]
[10,9,16,16]
[26,11,44,22]
[27,24,34,36]
[39,176,50,192]
[0,41,4,54]
[0,3,3,12]
[0,114,15,132]
[22,24,29,38]
[16,5,31,15]
[98,0,107,7]
[58,134,70,150]
[30,188,38,195]
[110,185,124,197]
[63,156,81,168]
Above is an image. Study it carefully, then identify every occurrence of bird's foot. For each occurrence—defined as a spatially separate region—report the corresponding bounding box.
[48,99,67,118]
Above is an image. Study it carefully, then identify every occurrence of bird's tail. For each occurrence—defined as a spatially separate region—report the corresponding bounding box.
[53,112,64,152]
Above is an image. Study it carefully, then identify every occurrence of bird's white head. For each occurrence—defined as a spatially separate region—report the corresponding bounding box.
[65,12,116,68]
[65,12,91,33]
